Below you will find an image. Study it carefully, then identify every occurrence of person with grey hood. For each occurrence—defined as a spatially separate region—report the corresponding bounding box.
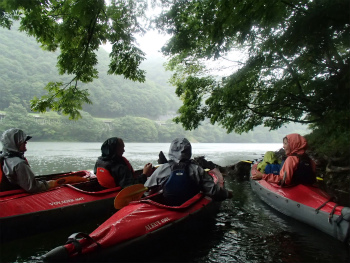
[0,128,58,193]
[144,137,233,206]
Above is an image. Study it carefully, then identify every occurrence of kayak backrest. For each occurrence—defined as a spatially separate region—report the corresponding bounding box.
[95,167,115,188]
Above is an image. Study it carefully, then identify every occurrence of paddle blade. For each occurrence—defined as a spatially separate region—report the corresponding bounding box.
[114,184,148,209]
[241,160,253,164]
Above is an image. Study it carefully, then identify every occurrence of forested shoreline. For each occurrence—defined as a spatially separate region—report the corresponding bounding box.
[0,104,306,143]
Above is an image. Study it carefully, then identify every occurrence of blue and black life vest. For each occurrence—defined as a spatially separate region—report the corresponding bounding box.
[163,161,200,206]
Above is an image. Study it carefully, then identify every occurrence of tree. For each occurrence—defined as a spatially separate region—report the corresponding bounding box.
[0,103,39,133]
[111,116,158,142]
[155,0,350,156]
[0,0,149,119]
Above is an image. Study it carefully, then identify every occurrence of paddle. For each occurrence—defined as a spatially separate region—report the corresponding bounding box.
[114,184,148,209]
[54,176,89,187]
[241,160,254,164]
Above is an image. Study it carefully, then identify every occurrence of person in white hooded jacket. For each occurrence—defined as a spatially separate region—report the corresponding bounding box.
[144,137,232,206]
[0,128,58,193]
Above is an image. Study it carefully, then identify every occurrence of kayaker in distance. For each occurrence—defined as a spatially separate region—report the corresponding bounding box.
[94,137,153,188]
[251,133,316,186]
[0,128,62,192]
[144,137,233,206]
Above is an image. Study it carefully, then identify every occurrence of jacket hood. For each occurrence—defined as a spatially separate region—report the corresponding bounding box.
[168,138,192,162]
[285,133,308,156]
[100,137,121,160]
[1,128,31,153]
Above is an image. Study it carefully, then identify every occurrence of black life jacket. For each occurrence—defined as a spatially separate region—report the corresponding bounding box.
[290,154,316,185]
[163,161,200,206]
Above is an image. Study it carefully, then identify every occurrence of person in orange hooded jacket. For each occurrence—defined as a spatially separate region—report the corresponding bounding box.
[252,133,316,186]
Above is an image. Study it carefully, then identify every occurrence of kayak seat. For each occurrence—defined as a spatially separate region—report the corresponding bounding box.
[95,167,116,188]
[70,178,109,192]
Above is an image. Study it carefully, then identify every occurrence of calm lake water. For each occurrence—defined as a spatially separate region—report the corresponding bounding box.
[0,142,349,263]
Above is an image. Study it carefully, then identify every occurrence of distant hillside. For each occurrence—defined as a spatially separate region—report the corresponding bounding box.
[0,23,180,119]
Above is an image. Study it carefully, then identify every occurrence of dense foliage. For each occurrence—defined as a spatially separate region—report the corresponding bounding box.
[156,0,350,157]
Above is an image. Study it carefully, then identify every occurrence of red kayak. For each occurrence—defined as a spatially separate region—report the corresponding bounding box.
[250,163,350,242]
[43,168,225,262]
[0,170,121,242]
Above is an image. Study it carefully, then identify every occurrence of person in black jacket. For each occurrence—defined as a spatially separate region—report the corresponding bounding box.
[94,137,153,188]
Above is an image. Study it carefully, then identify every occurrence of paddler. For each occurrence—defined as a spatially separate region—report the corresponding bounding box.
[252,133,316,186]
[94,137,153,188]
[144,137,233,206]
[0,128,62,192]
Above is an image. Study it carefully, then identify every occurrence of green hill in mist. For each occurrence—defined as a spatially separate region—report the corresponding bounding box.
[0,23,180,119]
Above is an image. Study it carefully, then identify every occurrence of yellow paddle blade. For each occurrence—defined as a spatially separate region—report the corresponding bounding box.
[114,184,148,209]
[241,160,253,164]
[316,177,324,181]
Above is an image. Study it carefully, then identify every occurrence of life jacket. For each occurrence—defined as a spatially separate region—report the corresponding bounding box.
[122,157,135,177]
[163,161,200,206]
[290,154,316,185]
[95,157,134,188]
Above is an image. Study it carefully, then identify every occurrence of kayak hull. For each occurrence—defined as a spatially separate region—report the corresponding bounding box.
[44,195,221,262]
[43,168,224,262]
[250,164,350,242]
[0,171,121,242]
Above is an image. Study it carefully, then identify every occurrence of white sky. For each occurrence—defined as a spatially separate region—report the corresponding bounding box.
[102,1,168,57]
[101,1,246,76]
[101,30,169,58]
